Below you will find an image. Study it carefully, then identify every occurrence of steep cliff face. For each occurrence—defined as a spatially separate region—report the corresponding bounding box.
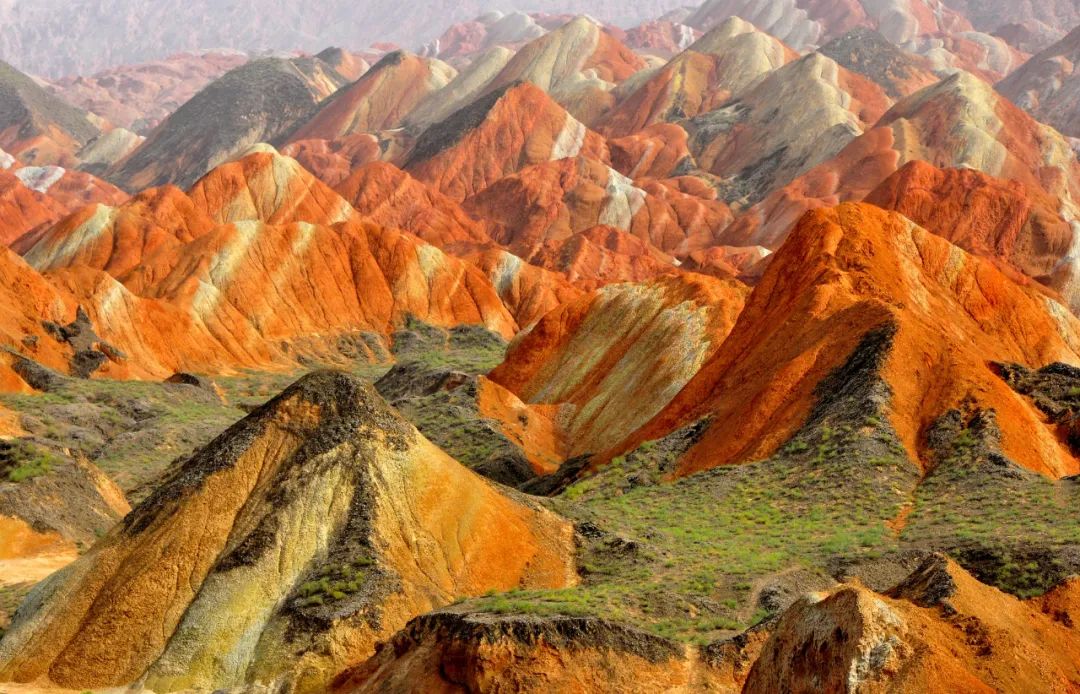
[0,371,576,692]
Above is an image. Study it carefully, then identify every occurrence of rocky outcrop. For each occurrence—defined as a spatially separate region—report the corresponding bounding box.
[334,612,711,693]
[0,371,576,691]
[746,556,1080,692]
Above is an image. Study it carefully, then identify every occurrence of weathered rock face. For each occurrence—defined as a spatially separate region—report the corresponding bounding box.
[600,17,795,138]
[334,612,721,693]
[50,51,250,134]
[746,555,1080,693]
[0,158,127,248]
[0,61,101,168]
[405,47,515,132]
[11,149,522,380]
[477,16,647,125]
[187,145,357,227]
[490,273,748,458]
[463,156,732,259]
[0,371,576,692]
[623,19,699,58]
[634,203,1080,479]
[685,50,890,206]
[0,445,129,586]
[527,225,682,287]
[469,248,586,328]
[281,133,385,187]
[819,27,940,100]
[24,146,353,279]
[403,82,610,202]
[998,25,1080,138]
[288,52,457,141]
[105,57,346,191]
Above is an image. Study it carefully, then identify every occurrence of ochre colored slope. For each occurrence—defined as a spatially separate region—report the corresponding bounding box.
[187,145,357,226]
[469,248,585,327]
[463,156,732,258]
[0,371,575,691]
[865,160,1072,290]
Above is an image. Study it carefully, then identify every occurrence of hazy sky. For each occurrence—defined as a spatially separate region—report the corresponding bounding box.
[0,0,693,77]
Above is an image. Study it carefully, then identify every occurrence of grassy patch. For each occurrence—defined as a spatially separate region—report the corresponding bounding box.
[0,440,62,483]
[467,419,916,644]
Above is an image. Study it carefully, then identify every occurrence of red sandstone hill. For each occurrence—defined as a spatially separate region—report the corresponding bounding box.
[638,203,1080,479]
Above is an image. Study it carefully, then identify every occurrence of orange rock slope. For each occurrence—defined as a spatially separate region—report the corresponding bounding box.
[631,203,1080,478]
[463,155,732,258]
[746,556,1080,693]
[0,161,127,247]
[10,148,522,382]
[489,272,748,458]
[403,82,610,201]
[336,555,1080,693]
